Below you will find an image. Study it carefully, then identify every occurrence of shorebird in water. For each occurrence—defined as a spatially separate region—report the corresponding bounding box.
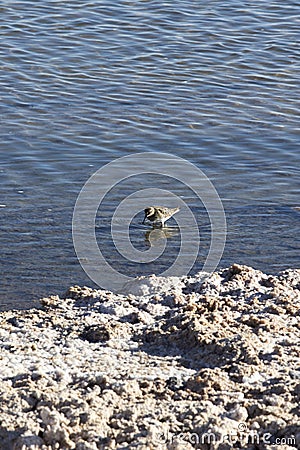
[142,206,180,228]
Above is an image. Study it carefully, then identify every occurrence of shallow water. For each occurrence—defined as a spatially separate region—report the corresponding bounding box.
[0,1,299,309]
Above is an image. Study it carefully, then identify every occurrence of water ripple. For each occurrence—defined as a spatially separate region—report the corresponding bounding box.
[0,0,299,307]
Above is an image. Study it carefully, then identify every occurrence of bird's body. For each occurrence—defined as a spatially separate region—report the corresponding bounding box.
[143,206,180,227]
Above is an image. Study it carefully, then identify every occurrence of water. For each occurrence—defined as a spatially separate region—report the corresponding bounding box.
[1,0,299,309]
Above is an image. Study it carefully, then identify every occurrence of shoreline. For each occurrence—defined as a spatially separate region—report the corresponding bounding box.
[0,264,299,449]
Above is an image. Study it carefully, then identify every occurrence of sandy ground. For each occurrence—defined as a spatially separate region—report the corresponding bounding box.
[0,264,299,449]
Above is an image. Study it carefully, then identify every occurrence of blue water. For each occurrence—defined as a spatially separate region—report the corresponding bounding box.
[0,1,299,309]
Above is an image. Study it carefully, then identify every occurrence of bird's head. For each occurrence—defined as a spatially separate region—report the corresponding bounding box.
[142,206,155,224]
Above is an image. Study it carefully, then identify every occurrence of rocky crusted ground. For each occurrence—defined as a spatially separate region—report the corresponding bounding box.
[0,264,299,450]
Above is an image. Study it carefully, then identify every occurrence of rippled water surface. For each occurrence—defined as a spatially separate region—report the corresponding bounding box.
[1,1,299,309]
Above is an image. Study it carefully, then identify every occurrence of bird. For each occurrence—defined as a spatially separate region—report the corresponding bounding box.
[142,206,180,227]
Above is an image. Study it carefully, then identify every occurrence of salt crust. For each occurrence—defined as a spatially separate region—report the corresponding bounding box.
[0,264,299,449]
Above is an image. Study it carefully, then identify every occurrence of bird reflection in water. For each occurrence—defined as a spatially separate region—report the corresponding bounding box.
[144,226,179,246]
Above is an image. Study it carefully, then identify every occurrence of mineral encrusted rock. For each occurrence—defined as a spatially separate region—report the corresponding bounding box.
[0,264,299,449]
